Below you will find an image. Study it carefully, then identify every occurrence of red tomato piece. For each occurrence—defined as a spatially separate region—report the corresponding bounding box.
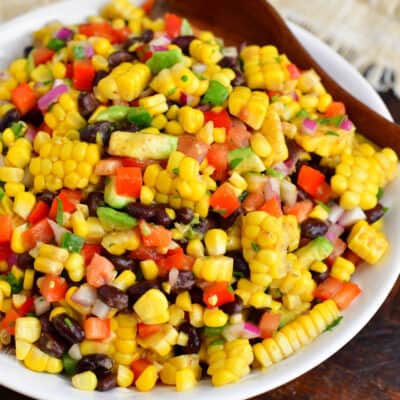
[204,109,231,131]
[115,167,142,198]
[17,296,34,316]
[131,359,151,382]
[210,183,241,218]
[203,282,235,308]
[177,135,209,162]
[130,246,162,262]
[33,48,55,65]
[333,282,362,310]
[141,0,155,13]
[139,220,172,248]
[11,83,37,115]
[259,197,282,217]
[81,244,102,265]
[86,254,115,288]
[259,312,281,339]
[207,143,229,178]
[314,181,335,203]
[84,317,111,340]
[314,277,344,301]
[28,201,50,225]
[22,219,54,250]
[121,158,156,169]
[283,200,313,223]
[73,61,95,91]
[226,119,251,149]
[0,308,20,335]
[78,22,124,44]
[297,165,325,197]
[158,250,194,275]
[137,323,162,338]
[325,101,346,117]
[242,190,265,212]
[0,215,12,244]
[326,237,347,266]
[165,13,182,38]
[343,249,363,266]
[39,275,68,302]
[286,63,301,79]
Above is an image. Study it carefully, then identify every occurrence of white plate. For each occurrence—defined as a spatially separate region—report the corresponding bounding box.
[0,1,398,400]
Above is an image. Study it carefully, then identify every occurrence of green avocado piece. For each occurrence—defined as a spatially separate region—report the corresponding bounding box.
[97,206,137,230]
[104,177,135,209]
[108,131,178,160]
[146,48,183,74]
[295,236,334,268]
[228,147,265,173]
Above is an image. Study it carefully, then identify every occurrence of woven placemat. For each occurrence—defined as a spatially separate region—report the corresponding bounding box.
[1,0,399,97]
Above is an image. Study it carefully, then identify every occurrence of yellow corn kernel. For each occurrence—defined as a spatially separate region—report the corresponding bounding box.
[92,55,108,71]
[11,223,28,254]
[16,339,32,361]
[139,94,168,116]
[140,260,159,280]
[46,357,63,374]
[186,239,205,258]
[113,270,136,291]
[80,340,111,356]
[178,156,199,181]
[310,261,328,273]
[175,291,192,312]
[13,191,36,219]
[117,364,134,387]
[140,185,155,205]
[15,317,41,343]
[0,167,24,182]
[165,120,184,135]
[24,346,50,372]
[2,128,15,146]
[151,114,168,130]
[65,253,85,282]
[70,211,89,238]
[86,217,106,243]
[23,269,35,291]
[133,289,169,324]
[176,368,197,391]
[0,281,11,297]
[4,182,25,198]
[330,256,355,282]
[250,133,272,158]
[204,229,228,256]
[135,365,158,392]
[203,309,228,327]
[93,37,113,57]
[72,371,98,391]
[178,106,205,134]
[52,62,66,79]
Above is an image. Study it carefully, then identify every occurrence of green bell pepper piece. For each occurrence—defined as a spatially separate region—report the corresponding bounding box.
[95,105,131,123]
[47,38,66,52]
[201,80,229,106]
[61,232,85,253]
[146,48,183,74]
[127,107,152,128]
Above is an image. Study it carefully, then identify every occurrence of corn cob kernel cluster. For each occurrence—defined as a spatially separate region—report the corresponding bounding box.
[112,313,139,366]
[189,34,223,65]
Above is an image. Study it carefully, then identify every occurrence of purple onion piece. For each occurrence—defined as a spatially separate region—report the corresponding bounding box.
[38,84,69,112]
[55,27,73,41]
[301,118,317,135]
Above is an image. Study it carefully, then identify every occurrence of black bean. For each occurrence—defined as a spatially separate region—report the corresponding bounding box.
[226,250,250,278]
[96,373,117,391]
[172,35,196,54]
[98,285,129,310]
[80,121,113,145]
[76,354,114,375]
[123,30,154,50]
[93,70,108,86]
[86,191,105,217]
[127,280,160,304]
[175,207,194,224]
[0,108,21,132]
[52,313,84,345]
[23,45,34,58]
[365,204,385,224]
[249,337,263,346]
[246,307,268,325]
[218,56,238,69]
[220,295,243,315]
[39,313,56,334]
[179,322,201,354]
[301,218,329,239]
[102,251,137,272]
[36,332,67,358]
[16,252,34,270]
[36,190,55,206]
[125,202,157,220]
[141,29,154,43]
[115,120,139,132]
[189,286,204,305]
[193,215,218,234]
[22,108,43,127]
[311,270,329,284]
[212,208,243,230]
[108,50,134,69]
[78,92,100,119]
[153,205,173,226]
[171,271,196,293]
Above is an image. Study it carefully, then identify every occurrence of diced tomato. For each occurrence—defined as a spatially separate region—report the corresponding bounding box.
[94,159,123,176]
[226,119,251,149]
[0,244,11,262]
[0,308,20,335]
[314,277,344,300]
[49,189,81,220]
[326,237,346,266]
[178,135,209,162]
[17,296,34,316]
[203,282,235,308]
[286,63,301,80]
[11,83,37,115]
[314,181,335,203]
[81,244,102,265]
[165,13,182,38]
[204,109,231,131]
[324,101,346,118]
[259,197,282,217]
[259,312,281,339]
[39,275,68,302]
[139,220,172,248]
[343,249,363,266]
[115,167,142,198]
[28,201,50,225]
[141,0,155,13]
[79,22,126,44]
[207,143,229,179]
[158,249,194,275]
[121,158,156,169]
[84,317,111,340]
[333,281,362,310]
[0,215,12,244]
[131,359,151,382]
[283,200,313,223]
[137,323,162,338]
[130,246,162,262]
[86,253,115,288]
[210,183,241,218]
[22,219,54,250]
[297,165,325,197]
[242,190,265,212]
[33,48,55,65]
[73,60,95,91]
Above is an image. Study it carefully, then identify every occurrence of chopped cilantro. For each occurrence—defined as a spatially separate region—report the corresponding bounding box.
[296,109,309,119]
[239,191,249,202]
[325,130,340,137]
[0,186,4,201]
[10,121,26,138]
[209,338,225,346]
[181,75,189,82]
[376,187,383,199]
[64,317,73,328]
[319,115,346,127]
[266,168,284,179]
[324,316,343,332]
[251,242,260,252]
[233,270,245,278]
[227,285,234,293]
[172,167,179,175]
[56,198,64,226]
[203,326,225,337]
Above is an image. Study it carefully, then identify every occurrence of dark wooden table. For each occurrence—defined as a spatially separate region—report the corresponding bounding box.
[1,92,399,400]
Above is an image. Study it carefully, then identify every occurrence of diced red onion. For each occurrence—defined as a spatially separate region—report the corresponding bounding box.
[71,284,98,307]
[6,253,17,267]
[222,46,238,58]
[242,322,261,339]
[55,27,73,41]
[291,92,299,101]
[149,34,171,52]
[92,299,111,319]
[264,177,281,201]
[324,223,344,243]
[274,162,290,177]
[34,296,51,316]
[284,142,304,173]
[68,344,82,361]
[25,126,37,142]
[38,84,68,112]
[280,180,297,207]
[301,118,317,135]
[47,219,69,244]
[192,63,207,74]
[339,207,366,227]
[328,204,344,224]
[85,44,95,59]
[340,118,354,131]
[168,268,179,288]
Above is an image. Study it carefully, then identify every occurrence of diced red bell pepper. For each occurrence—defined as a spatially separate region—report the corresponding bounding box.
[121,158,156,169]
[314,181,335,203]
[0,215,13,244]
[207,143,229,180]
[210,183,241,218]
[33,48,55,65]
[84,317,111,340]
[0,308,20,335]
[81,244,101,265]
[28,201,50,225]
[115,167,142,198]
[165,13,182,38]
[259,197,282,217]
[204,109,231,131]
[203,281,235,308]
[139,220,172,248]
[131,359,151,382]
[157,248,194,275]
[17,296,34,316]
[178,135,209,163]
[297,165,325,197]
[283,200,313,223]
[286,63,301,80]
[73,60,95,91]
[259,312,281,338]
[39,275,68,302]
[137,323,162,338]
[22,218,54,250]
[11,83,37,115]
[49,189,81,220]
[78,22,126,44]
[324,101,346,117]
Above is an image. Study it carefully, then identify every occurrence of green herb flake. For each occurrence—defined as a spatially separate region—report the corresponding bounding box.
[214,208,227,216]
[181,75,189,82]
[0,272,23,294]
[227,285,234,293]
[319,115,346,127]
[325,130,340,137]
[0,187,4,201]
[10,121,26,138]
[61,232,85,253]
[172,167,180,176]
[73,45,86,60]
[376,187,384,199]
[56,198,64,226]
[238,191,249,202]
[203,326,225,337]
[251,242,260,252]
[383,206,389,213]
[47,38,66,52]
[233,270,245,278]
[325,316,343,332]
[296,109,309,119]
[64,317,73,328]
[229,158,243,169]
[316,200,331,213]
[270,94,280,103]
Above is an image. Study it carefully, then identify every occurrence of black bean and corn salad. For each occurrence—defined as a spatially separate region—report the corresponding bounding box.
[0,0,397,393]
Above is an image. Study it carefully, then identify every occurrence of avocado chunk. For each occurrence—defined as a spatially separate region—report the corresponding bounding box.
[295,236,334,268]
[97,206,137,230]
[228,147,265,173]
[104,176,135,209]
[108,131,178,160]
[146,48,183,74]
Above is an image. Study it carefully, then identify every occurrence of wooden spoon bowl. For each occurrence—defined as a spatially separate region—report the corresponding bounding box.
[153,0,400,155]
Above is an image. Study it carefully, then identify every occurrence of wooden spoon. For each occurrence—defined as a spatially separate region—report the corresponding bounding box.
[152,0,400,155]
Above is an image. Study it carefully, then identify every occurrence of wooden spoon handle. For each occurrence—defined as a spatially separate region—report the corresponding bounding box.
[163,0,400,154]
